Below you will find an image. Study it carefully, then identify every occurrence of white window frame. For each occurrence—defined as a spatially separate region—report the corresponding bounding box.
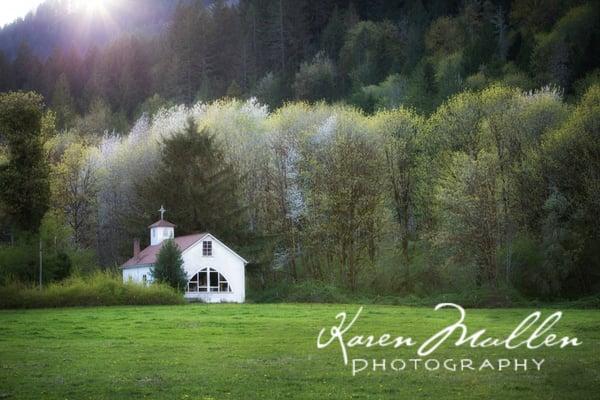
[186,268,231,293]
[202,240,213,257]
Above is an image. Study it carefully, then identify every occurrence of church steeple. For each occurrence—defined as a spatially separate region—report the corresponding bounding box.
[148,205,175,245]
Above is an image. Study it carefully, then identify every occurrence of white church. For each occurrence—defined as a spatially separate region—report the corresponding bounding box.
[121,207,248,303]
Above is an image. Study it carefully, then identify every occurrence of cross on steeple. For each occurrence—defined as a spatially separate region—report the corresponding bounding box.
[158,205,166,220]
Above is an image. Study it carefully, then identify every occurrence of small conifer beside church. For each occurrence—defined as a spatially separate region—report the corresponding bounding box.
[151,239,187,292]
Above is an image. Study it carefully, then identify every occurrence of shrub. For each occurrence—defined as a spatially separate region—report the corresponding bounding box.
[0,271,184,309]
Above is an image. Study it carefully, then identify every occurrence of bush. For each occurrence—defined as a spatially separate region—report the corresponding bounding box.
[0,271,184,309]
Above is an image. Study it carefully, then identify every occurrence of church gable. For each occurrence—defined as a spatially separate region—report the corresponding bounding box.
[181,233,248,265]
[121,206,247,303]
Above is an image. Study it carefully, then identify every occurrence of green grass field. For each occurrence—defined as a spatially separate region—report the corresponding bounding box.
[0,304,598,399]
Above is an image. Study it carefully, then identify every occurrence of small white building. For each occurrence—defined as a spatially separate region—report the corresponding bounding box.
[121,211,248,303]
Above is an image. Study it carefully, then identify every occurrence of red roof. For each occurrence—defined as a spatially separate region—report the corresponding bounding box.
[148,219,176,228]
[121,233,207,268]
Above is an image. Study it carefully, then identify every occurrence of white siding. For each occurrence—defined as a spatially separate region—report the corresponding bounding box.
[181,234,246,303]
[122,266,153,283]
[121,233,246,303]
[150,226,174,245]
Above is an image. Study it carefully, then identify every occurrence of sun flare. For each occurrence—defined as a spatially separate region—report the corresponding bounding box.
[75,0,109,14]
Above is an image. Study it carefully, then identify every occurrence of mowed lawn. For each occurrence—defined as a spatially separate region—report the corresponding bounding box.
[0,304,599,399]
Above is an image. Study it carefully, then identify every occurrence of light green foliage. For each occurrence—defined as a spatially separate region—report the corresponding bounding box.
[537,85,600,296]
[428,85,572,290]
[51,141,98,248]
[1,1,599,302]
[435,150,501,285]
[0,211,94,284]
[573,69,600,98]
[361,74,409,110]
[300,107,385,289]
[374,108,426,287]
[72,85,596,298]
[427,90,485,156]
[496,64,536,91]
[74,97,121,136]
[2,82,592,299]
[136,94,175,119]
[0,271,183,308]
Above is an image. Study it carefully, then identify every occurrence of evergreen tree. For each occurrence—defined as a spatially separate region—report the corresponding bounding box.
[150,239,187,292]
[12,42,41,90]
[0,50,12,91]
[51,73,76,130]
[0,91,49,233]
[320,6,346,62]
[211,0,243,96]
[136,118,246,244]
[168,2,214,103]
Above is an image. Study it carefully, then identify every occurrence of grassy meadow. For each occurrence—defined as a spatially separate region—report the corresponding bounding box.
[0,303,598,399]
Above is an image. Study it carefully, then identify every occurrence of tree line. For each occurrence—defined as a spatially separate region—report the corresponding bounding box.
[1,83,598,300]
[1,0,599,300]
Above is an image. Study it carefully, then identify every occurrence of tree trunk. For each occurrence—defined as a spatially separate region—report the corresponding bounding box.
[278,0,285,72]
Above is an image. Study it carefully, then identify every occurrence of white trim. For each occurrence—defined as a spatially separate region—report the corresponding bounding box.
[186,267,233,293]
[202,239,213,256]
[121,263,154,270]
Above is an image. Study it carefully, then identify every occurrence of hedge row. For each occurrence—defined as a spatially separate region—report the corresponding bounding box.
[0,272,184,309]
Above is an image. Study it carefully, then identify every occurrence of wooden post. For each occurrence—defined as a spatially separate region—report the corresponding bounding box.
[39,238,42,290]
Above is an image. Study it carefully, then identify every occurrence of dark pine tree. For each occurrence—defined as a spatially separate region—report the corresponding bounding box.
[135,118,247,246]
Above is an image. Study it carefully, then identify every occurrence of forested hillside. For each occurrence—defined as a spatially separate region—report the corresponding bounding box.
[1,0,598,128]
[0,0,184,59]
[1,0,599,303]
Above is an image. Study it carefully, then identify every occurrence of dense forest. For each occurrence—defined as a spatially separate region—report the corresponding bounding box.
[0,0,599,302]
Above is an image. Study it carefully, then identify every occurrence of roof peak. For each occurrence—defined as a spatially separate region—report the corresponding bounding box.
[121,232,208,268]
[148,219,176,228]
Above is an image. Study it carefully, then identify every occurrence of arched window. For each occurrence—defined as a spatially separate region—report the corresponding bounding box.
[187,268,231,293]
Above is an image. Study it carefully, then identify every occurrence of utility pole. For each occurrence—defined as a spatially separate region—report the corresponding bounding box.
[39,237,42,290]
